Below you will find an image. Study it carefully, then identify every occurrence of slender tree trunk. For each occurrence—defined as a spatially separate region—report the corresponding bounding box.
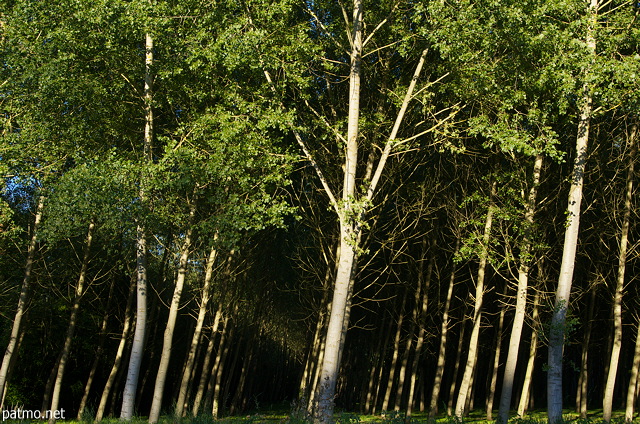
[406,237,434,422]
[429,239,459,418]
[42,353,62,413]
[77,313,108,420]
[547,2,597,418]
[192,309,222,416]
[626,318,640,422]
[576,285,596,418]
[78,280,115,420]
[486,284,507,420]
[121,31,153,421]
[212,318,234,419]
[0,195,45,404]
[364,311,391,414]
[48,220,96,423]
[455,183,496,418]
[149,207,196,423]
[382,291,408,412]
[603,122,636,422]
[517,289,541,417]
[176,243,218,417]
[497,153,543,423]
[394,287,420,412]
[447,309,468,416]
[95,281,136,422]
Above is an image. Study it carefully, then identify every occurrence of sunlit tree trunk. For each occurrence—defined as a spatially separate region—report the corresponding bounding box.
[486,284,506,420]
[455,182,495,418]
[603,120,636,423]
[149,207,196,423]
[518,289,541,417]
[176,242,218,417]
[448,307,468,416]
[314,1,362,419]
[547,3,597,421]
[0,195,45,406]
[192,309,222,416]
[49,220,96,423]
[626,318,640,422]
[96,281,135,422]
[121,31,153,421]
[497,153,543,423]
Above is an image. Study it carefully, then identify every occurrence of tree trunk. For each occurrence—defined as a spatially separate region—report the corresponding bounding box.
[455,182,496,418]
[149,207,196,424]
[192,309,222,416]
[406,237,434,421]
[394,286,420,412]
[517,289,541,417]
[176,243,218,417]
[212,317,234,419]
[497,153,543,423]
[121,31,153,421]
[626,318,640,422]
[313,0,362,416]
[576,284,596,418]
[486,283,507,420]
[363,310,392,414]
[0,195,45,405]
[78,279,115,420]
[429,239,459,418]
[447,308,468,416]
[603,121,636,423]
[382,291,408,413]
[96,280,136,422]
[49,220,96,423]
[547,3,596,421]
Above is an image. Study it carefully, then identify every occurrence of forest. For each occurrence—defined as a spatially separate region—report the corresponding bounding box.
[1,0,639,423]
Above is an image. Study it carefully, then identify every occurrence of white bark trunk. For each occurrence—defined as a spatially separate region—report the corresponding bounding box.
[314,1,362,422]
[547,3,597,421]
[121,31,153,420]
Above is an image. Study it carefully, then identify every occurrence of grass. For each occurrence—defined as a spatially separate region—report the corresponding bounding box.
[3,408,639,424]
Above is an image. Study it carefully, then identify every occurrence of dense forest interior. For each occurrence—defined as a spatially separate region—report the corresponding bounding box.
[1,0,639,423]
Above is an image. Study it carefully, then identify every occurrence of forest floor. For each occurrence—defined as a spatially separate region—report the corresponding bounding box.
[41,409,637,424]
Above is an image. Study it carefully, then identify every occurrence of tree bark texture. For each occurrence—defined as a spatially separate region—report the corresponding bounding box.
[547,3,597,421]
[121,31,153,421]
